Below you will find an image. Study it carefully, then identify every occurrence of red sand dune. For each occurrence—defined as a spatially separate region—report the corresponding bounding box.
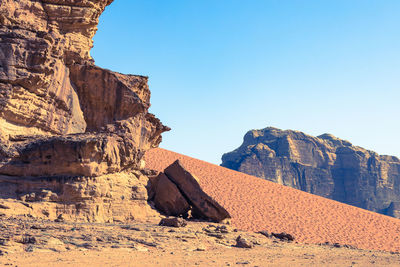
[145,148,400,252]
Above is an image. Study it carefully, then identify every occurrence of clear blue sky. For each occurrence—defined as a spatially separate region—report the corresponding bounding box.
[92,0,400,164]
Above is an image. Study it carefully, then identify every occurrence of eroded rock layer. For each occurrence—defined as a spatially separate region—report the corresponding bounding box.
[0,0,169,222]
[221,127,400,218]
[0,170,160,223]
[0,0,168,175]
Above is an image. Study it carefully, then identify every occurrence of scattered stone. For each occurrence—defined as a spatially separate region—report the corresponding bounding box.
[203,224,230,234]
[271,232,295,242]
[159,217,187,228]
[25,245,34,252]
[31,225,45,230]
[0,204,10,209]
[235,236,253,248]
[55,214,65,223]
[21,236,37,245]
[196,244,207,251]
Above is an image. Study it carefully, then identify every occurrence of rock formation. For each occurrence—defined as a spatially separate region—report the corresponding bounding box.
[0,0,169,222]
[149,160,231,223]
[153,173,190,217]
[221,127,400,218]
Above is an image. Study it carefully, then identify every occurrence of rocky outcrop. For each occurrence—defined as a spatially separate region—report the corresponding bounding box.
[0,170,160,223]
[149,160,231,223]
[0,0,169,177]
[0,0,169,222]
[221,127,400,218]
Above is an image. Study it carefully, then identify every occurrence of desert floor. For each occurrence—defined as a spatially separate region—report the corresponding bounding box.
[0,217,399,267]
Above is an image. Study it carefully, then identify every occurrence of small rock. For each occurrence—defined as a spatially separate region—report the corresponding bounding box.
[55,214,64,222]
[235,235,253,248]
[22,236,36,244]
[0,204,10,209]
[25,245,34,252]
[31,225,45,230]
[196,244,207,251]
[271,232,295,241]
[215,225,229,233]
[159,217,187,227]
[236,261,250,265]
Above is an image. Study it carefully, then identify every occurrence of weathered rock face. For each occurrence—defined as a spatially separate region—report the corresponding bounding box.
[221,127,400,218]
[0,170,160,223]
[0,0,169,222]
[0,0,168,176]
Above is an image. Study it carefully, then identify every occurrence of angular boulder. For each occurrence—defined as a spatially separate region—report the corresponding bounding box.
[153,173,190,216]
[164,160,231,222]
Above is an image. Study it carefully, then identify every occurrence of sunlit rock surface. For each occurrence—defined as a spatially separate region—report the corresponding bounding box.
[0,0,169,222]
[221,127,400,218]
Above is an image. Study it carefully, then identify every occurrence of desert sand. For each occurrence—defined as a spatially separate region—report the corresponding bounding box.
[145,148,400,253]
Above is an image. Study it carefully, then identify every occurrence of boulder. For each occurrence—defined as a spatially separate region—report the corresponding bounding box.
[153,173,190,216]
[235,235,253,248]
[271,232,295,242]
[164,160,231,222]
[159,217,187,228]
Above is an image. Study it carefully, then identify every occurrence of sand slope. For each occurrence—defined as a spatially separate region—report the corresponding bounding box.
[145,148,400,252]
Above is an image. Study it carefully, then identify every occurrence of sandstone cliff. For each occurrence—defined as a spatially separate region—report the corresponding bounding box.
[0,0,169,222]
[221,127,400,218]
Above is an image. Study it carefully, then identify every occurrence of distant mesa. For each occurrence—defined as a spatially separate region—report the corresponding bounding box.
[221,127,400,218]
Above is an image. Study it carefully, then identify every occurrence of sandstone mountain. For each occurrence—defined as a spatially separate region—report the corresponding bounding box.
[0,0,172,222]
[221,127,400,218]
